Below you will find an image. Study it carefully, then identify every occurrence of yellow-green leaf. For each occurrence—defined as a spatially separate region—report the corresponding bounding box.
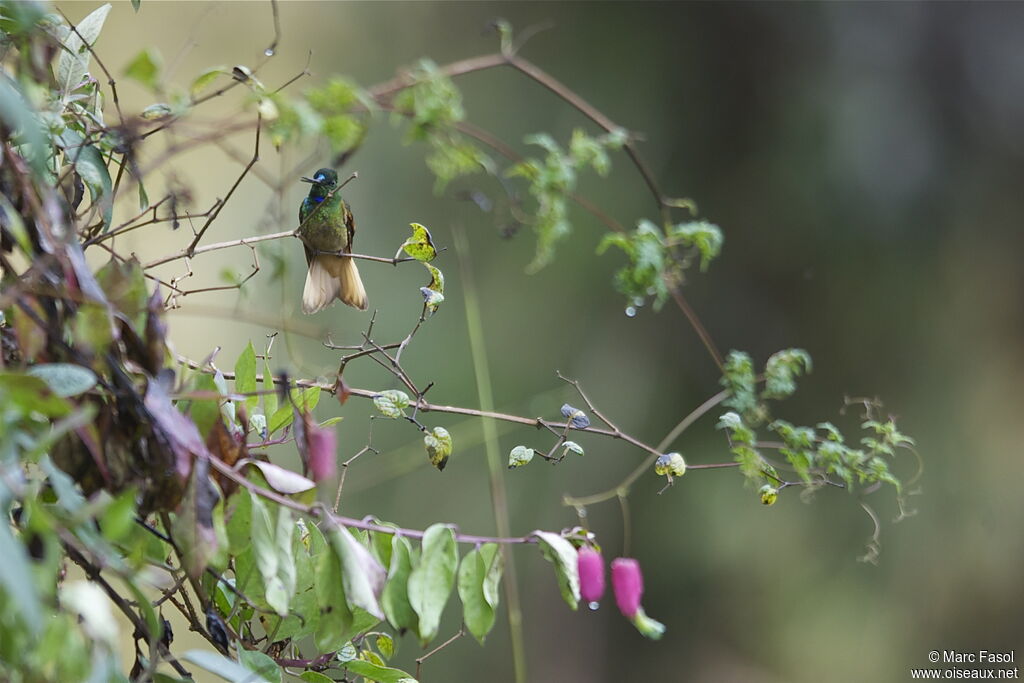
[397,223,437,262]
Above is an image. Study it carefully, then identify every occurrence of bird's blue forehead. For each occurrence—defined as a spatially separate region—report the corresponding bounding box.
[314,172,328,183]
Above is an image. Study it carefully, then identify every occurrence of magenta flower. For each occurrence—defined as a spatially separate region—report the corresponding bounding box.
[306,423,337,483]
[611,557,643,618]
[577,547,605,605]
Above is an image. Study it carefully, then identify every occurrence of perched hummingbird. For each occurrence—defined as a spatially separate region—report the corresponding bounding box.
[296,168,368,313]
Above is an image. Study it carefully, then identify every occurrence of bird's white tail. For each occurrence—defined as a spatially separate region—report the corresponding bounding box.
[302,254,368,314]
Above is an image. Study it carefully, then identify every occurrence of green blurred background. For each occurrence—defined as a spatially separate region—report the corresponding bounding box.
[67,1,1023,681]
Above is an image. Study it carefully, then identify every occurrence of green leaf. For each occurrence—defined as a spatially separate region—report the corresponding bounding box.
[508,445,534,469]
[0,373,71,417]
[398,223,437,262]
[457,543,503,644]
[0,78,47,176]
[561,441,584,456]
[534,530,580,610]
[668,221,723,272]
[323,114,365,153]
[720,350,761,422]
[373,390,410,419]
[57,4,112,96]
[326,523,386,620]
[26,363,96,397]
[172,459,220,577]
[381,535,418,633]
[391,59,464,140]
[99,488,137,543]
[408,524,458,645]
[597,219,672,309]
[0,516,42,634]
[137,177,150,211]
[234,341,258,411]
[267,386,320,433]
[424,138,487,193]
[300,673,335,683]
[262,357,277,417]
[124,48,162,91]
[344,660,418,683]
[95,257,148,330]
[140,102,172,120]
[314,534,353,652]
[376,632,395,660]
[190,66,227,98]
[181,650,270,683]
[250,494,294,616]
[59,129,112,229]
[237,647,281,683]
[242,460,315,496]
[762,348,812,400]
[421,262,445,313]
[225,491,252,556]
[423,426,452,471]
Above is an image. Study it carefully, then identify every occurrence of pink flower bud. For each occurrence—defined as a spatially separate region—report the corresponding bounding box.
[577,547,605,605]
[306,423,337,483]
[611,557,644,618]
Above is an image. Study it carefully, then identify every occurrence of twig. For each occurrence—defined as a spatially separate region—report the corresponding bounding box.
[183,118,261,258]
[415,627,465,680]
[563,388,734,509]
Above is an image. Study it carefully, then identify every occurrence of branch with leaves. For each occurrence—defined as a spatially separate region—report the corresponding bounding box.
[0,2,921,682]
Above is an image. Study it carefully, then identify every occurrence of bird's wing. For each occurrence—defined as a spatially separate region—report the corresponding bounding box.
[303,244,314,267]
[344,202,356,254]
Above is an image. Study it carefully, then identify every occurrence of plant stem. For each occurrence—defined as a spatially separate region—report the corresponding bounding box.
[454,226,527,683]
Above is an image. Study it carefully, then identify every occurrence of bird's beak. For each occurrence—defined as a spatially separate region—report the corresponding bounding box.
[300,176,316,184]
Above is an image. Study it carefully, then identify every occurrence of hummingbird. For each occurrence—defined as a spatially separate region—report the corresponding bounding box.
[296,168,368,313]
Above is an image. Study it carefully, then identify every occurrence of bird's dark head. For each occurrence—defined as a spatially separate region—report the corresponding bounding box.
[301,168,338,189]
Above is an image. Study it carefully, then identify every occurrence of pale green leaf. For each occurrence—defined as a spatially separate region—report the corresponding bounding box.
[344,660,418,683]
[241,460,315,495]
[373,390,410,419]
[300,673,334,683]
[561,441,584,456]
[124,48,162,91]
[534,530,580,610]
[250,494,289,616]
[237,648,281,683]
[381,535,418,633]
[26,363,96,397]
[0,519,42,634]
[191,66,227,98]
[181,650,269,683]
[57,4,111,96]
[508,445,534,469]
[408,524,458,645]
[326,523,386,620]
[457,543,503,644]
[140,102,171,120]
